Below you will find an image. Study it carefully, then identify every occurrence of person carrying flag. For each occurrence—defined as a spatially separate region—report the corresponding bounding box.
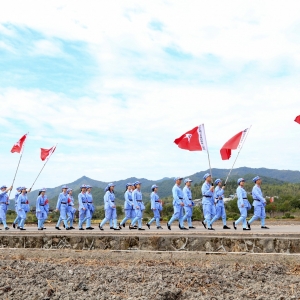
[201,173,215,230]
[146,184,163,230]
[119,183,136,229]
[233,178,251,230]
[66,188,76,230]
[36,188,48,230]
[55,185,70,230]
[17,187,31,230]
[12,187,22,228]
[182,178,196,229]
[0,185,13,230]
[247,176,269,229]
[210,179,231,229]
[99,183,120,231]
[167,177,187,230]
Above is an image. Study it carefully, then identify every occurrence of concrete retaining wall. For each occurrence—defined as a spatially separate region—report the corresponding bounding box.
[0,235,300,253]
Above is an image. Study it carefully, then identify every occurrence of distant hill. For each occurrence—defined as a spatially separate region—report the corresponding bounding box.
[13,166,299,209]
[186,167,300,183]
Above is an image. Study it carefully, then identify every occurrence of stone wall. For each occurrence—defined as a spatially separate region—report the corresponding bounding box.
[0,235,299,253]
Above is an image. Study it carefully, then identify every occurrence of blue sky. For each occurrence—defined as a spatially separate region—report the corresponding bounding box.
[0,0,300,189]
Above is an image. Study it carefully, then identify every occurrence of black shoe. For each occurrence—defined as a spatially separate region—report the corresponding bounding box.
[19,228,26,231]
[17,226,20,229]
[114,227,120,231]
[208,227,215,231]
[189,226,196,229]
[63,224,65,228]
[70,227,75,230]
[167,223,171,230]
[55,227,61,230]
[99,226,104,231]
[110,227,114,230]
[201,221,207,229]
[134,225,138,228]
[247,222,251,229]
[43,227,47,230]
[233,222,237,230]
[178,223,181,229]
[38,228,43,231]
[129,225,137,230]
[223,225,231,229]
[180,226,188,230]
[122,223,125,228]
[261,226,269,229]
[146,223,150,229]
[243,228,251,231]
[66,227,71,230]
[157,226,163,229]
[12,223,16,229]
[5,227,9,230]
[138,228,145,231]
[79,228,85,231]
[86,227,94,230]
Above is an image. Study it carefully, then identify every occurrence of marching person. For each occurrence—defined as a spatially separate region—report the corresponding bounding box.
[0,185,13,230]
[182,178,196,229]
[233,178,251,230]
[17,187,30,230]
[167,177,187,230]
[146,184,163,229]
[99,183,120,230]
[43,195,49,229]
[210,179,231,229]
[201,173,215,230]
[248,176,269,229]
[119,183,136,228]
[130,183,138,228]
[78,184,91,230]
[130,181,145,230]
[36,188,48,230]
[66,188,76,229]
[55,185,70,230]
[86,185,94,230]
[12,187,22,229]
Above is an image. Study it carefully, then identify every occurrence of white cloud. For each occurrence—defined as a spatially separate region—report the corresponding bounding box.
[30,39,63,57]
[0,1,300,188]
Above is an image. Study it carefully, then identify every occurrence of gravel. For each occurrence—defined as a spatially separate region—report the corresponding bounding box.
[0,249,299,299]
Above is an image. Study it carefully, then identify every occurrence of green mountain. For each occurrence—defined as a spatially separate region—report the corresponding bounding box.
[15,167,300,209]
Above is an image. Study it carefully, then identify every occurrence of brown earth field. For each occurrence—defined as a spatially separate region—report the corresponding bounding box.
[0,249,300,300]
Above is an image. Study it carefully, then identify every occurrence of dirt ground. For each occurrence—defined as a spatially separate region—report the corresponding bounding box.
[0,249,299,300]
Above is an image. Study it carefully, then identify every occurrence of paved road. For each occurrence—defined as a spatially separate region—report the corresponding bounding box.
[1,221,300,237]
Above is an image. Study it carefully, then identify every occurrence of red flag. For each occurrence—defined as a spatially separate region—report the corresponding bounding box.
[294,115,300,124]
[220,129,248,160]
[11,134,27,153]
[174,124,208,151]
[41,146,56,161]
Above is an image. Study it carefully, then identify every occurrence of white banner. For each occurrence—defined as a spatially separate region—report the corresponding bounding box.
[238,128,248,148]
[197,124,208,151]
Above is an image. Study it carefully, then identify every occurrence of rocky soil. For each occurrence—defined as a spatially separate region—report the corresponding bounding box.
[0,249,299,300]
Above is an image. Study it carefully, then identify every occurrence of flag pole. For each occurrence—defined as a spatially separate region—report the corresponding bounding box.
[30,144,57,190]
[206,150,213,180]
[224,125,252,185]
[9,132,29,198]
